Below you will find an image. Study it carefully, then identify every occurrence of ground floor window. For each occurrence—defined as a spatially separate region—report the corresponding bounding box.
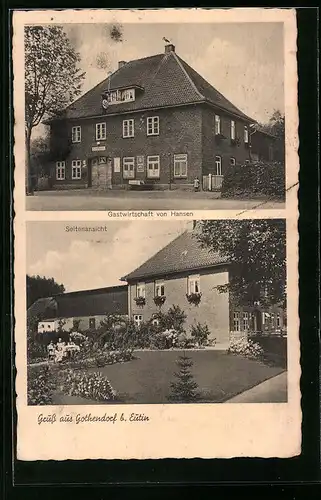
[230,157,236,166]
[233,312,240,331]
[123,157,135,179]
[72,159,82,179]
[214,155,222,175]
[133,314,143,327]
[242,312,249,331]
[56,161,65,180]
[174,154,187,178]
[147,155,160,178]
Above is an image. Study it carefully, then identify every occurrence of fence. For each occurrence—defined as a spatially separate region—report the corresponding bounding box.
[202,174,224,191]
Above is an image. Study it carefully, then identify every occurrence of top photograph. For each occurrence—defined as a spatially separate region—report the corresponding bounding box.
[23,21,286,211]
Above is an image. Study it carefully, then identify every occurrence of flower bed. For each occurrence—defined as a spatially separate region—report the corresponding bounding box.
[59,370,116,402]
[228,336,264,361]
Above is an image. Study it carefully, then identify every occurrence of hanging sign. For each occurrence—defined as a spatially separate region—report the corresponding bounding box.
[136,155,145,173]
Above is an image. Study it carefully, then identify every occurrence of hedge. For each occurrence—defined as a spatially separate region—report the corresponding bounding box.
[221,161,285,200]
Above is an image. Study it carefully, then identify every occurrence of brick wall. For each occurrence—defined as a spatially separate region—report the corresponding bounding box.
[129,266,230,347]
[202,106,251,176]
[50,105,203,189]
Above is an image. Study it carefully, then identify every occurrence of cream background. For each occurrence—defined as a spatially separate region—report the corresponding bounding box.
[13,8,300,460]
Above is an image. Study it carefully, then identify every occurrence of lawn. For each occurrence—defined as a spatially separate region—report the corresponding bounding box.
[52,350,286,405]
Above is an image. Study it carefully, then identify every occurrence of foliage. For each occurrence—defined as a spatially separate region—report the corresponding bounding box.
[169,353,200,402]
[153,305,187,334]
[228,337,264,360]
[24,25,85,191]
[259,110,285,162]
[27,365,55,405]
[59,369,116,402]
[151,329,179,350]
[186,292,202,305]
[221,161,285,200]
[190,323,211,346]
[27,274,65,308]
[153,295,166,307]
[196,220,286,307]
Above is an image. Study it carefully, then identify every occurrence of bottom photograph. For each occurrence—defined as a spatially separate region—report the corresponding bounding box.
[26,218,287,406]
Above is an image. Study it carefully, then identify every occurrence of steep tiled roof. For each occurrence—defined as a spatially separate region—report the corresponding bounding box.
[27,285,128,320]
[47,50,254,122]
[122,231,228,282]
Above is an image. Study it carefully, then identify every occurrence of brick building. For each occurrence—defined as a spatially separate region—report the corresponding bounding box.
[45,43,268,191]
[122,229,286,348]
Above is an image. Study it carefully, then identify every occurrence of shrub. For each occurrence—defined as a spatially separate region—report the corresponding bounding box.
[27,365,55,405]
[176,335,196,349]
[221,161,285,200]
[169,353,200,402]
[151,329,179,349]
[228,336,264,360]
[190,322,211,346]
[59,369,116,402]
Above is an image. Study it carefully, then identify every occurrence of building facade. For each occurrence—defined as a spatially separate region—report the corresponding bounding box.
[46,44,263,192]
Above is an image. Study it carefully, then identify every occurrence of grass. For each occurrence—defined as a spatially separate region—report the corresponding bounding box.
[52,350,286,405]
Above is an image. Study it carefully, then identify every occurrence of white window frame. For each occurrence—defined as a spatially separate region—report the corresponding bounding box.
[147,116,159,136]
[123,157,135,179]
[123,119,134,138]
[214,114,221,135]
[147,155,160,178]
[230,120,235,140]
[133,314,143,327]
[56,161,65,180]
[230,157,236,166]
[155,281,165,297]
[214,155,222,176]
[72,125,81,143]
[242,312,249,331]
[136,282,146,298]
[71,159,82,179]
[96,122,106,141]
[188,275,200,295]
[233,312,240,332]
[244,125,249,144]
[173,154,188,178]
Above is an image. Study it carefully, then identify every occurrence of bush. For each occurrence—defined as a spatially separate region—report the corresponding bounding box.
[59,370,116,402]
[228,336,264,360]
[27,365,55,405]
[249,334,287,368]
[221,161,285,200]
[151,329,179,349]
[190,322,211,346]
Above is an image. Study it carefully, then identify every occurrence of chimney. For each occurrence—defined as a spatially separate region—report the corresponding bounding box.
[118,60,126,69]
[165,44,175,53]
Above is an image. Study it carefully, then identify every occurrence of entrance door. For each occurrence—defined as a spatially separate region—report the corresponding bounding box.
[90,157,112,190]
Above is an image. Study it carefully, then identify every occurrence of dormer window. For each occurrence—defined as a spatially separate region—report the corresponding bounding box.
[105,88,136,105]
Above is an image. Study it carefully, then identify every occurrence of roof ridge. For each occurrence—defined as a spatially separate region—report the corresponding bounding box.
[122,230,188,281]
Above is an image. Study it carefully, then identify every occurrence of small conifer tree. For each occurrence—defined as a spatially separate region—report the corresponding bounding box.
[169,352,199,402]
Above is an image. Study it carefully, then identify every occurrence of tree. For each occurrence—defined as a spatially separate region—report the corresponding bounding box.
[169,353,200,402]
[25,26,86,193]
[196,220,286,307]
[260,110,285,162]
[27,275,65,308]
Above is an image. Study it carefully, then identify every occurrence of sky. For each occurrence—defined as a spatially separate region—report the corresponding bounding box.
[26,220,191,292]
[34,21,284,137]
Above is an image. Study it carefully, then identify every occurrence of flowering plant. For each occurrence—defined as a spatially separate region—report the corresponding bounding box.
[134,296,146,306]
[186,292,202,305]
[228,336,264,360]
[60,369,116,401]
[153,295,166,307]
[152,328,179,349]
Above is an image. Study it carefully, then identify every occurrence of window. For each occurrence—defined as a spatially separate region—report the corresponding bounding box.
[188,275,200,294]
[136,283,145,298]
[230,120,235,140]
[89,318,96,329]
[155,281,165,297]
[233,312,240,332]
[96,122,106,140]
[72,125,81,143]
[147,116,159,136]
[133,314,143,327]
[123,119,134,138]
[230,157,236,166]
[244,125,249,143]
[276,313,281,328]
[214,155,222,175]
[242,312,249,331]
[71,159,82,179]
[56,161,65,180]
[214,114,221,135]
[123,157,135,179]
[147,155,160,178]
[173,154,187,178]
